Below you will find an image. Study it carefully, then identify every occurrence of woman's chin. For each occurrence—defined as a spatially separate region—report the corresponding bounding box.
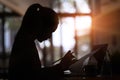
[37,39,47,42]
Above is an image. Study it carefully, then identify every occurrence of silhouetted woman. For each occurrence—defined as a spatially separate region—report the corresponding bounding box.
[8,3,75,80]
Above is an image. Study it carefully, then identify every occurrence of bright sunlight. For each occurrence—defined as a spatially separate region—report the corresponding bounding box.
[52,0,92,52]
[75,16,92,36]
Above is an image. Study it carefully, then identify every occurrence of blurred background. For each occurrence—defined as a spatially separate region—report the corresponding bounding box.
[0,0,120,79]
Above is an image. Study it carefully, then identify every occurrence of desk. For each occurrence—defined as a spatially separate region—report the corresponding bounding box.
[64,76,115,80]
[63,74,118,80]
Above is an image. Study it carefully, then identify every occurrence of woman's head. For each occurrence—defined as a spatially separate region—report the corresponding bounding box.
[21,3,59,41]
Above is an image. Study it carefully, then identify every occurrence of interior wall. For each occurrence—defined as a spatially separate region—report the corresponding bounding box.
[93,9,120,53]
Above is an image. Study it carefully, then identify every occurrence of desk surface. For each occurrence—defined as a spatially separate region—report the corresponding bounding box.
[63,74,119,80]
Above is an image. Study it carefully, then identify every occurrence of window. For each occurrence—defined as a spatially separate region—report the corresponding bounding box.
[37,0,92,66]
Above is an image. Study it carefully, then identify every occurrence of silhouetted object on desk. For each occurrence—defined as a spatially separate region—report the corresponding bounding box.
[69,44,109,77]
[84,44,109,76]
[92,44,108,75]
[69,47,100,75]
[8,3,76,80]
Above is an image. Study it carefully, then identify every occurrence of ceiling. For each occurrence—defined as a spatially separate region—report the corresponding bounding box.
[95,0,120,20]
[0,0,52,16]
[0,0,120,17]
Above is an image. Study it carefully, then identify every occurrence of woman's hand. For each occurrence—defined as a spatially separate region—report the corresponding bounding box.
[59,50,77,71]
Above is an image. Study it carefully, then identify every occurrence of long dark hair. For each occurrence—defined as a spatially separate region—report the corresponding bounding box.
[20,3,59,34]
